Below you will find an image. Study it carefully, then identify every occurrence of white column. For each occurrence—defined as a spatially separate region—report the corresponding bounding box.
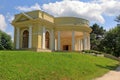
[85,38,87,50]
[16,27,20,49]
[79,39,81,51]
[55,39,57,51]
[86,36,88,50]
[28,26,32,48]
[83,32,87,50]
[50,29,55,51]
[81,39,83,50]
[58,31,61,51]
[88,36,90,50]
[72,31,75,51]
[42,27,46,49]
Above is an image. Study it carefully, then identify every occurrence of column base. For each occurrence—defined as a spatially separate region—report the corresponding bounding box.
[36,48,53,52]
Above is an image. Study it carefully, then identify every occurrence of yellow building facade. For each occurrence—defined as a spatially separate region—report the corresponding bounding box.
[12,10,92,52]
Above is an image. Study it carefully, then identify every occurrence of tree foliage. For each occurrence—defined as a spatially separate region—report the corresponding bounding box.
[90,23,106,50]
[0,30,13,50]
[100,26,120,57]
[90,22,120,57]
[115,15,120,23]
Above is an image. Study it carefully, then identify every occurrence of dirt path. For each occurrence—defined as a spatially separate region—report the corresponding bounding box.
[95,66,120,80]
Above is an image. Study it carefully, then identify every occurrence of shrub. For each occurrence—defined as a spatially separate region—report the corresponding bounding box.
[83,50,104,54]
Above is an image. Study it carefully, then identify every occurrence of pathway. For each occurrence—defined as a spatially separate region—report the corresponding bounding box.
[95,66,120,80]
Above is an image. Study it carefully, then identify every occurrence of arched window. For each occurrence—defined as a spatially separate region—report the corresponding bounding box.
[22,30,29,48]
[45,31,50,49]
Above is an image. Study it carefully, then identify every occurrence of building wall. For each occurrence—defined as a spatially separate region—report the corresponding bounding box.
[37,25,55,50]
[43,13,54,23]
[32,24,39,49]
[37,25,43,49]
[16,24,41,49]
[60,37,84,51]
[61,38,72,51]
[20,27,29,49]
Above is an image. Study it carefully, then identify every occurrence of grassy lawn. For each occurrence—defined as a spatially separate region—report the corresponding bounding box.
[0,51,119,80]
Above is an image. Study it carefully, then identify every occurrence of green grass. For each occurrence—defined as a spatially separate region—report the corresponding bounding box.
[0,51,119,80]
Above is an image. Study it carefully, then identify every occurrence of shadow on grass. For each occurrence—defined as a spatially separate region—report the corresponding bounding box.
[96,64,119,71]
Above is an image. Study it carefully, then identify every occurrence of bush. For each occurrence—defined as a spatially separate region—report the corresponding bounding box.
[83,50,104,54]
[0,30,13,50]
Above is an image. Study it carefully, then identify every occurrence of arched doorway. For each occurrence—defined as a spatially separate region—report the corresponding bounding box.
[22,30,29,48]
[45,31,50,49]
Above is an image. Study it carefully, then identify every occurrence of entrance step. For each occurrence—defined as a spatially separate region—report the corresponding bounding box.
[36,48,52,52]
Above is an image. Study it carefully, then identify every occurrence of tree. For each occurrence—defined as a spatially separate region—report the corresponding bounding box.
[100,26,120,57]
[0,30,13,50]
[115,15,120,23]
[90,23,106,50]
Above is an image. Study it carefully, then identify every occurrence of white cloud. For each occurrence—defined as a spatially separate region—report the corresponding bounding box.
[101,0,120,16]
[6,13,14,23]
[0,14,7,31]
[16,0,120,23]
[42,0,104,23]
[16,3,41,12]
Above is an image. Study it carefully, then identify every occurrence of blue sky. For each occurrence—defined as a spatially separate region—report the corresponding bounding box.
[0,0,119,40]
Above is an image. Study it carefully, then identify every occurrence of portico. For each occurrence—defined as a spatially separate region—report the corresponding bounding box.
[54,31,90,51]
[40,26,90,51]
[12,10,92,52]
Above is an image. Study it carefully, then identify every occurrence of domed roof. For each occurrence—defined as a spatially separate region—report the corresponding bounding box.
[55,17,89,26]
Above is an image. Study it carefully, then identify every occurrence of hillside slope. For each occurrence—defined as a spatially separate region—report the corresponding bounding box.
[0,51,119,80]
